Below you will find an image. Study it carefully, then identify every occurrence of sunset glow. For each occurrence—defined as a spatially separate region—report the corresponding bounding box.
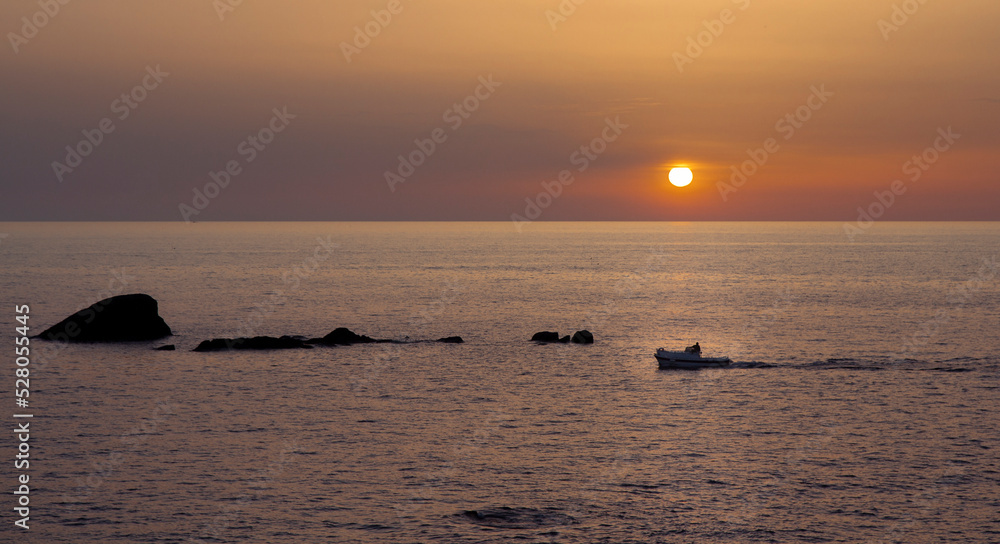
[1,0,997,221]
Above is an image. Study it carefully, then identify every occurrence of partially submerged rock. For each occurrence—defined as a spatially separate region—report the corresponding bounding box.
[307,327,382,346]
[116,322,467,352]
[193,336,309,352]
[532,330,594,344]
[37,294,172,342]
[307,329,465,345]
[531,331,560,343]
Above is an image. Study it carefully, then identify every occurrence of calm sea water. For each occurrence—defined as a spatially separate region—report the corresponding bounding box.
[1,222,998,543]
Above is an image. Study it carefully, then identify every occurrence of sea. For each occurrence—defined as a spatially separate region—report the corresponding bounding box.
[0,222,997,543]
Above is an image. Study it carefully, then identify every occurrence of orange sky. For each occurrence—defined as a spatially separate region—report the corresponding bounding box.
[2,0,998,220]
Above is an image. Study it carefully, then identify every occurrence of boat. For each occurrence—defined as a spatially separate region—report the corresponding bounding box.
[655,348,731,369]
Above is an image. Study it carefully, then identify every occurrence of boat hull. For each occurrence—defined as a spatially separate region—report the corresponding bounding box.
[655,350,731,369]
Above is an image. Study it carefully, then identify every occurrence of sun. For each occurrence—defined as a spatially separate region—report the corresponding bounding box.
[668,167,693,188]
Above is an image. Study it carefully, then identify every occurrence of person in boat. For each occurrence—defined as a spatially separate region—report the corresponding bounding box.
[685,342,701,354]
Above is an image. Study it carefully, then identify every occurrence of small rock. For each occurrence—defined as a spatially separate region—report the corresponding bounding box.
[531,331,560,342]
[193,336,307,352]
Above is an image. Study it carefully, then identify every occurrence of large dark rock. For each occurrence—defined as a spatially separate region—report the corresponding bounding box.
[436,336,464,344]
[571,330,594,344]
[531,331,560,343]
[193,336,308,352]
[307,327,381,346]
[37,294,172,342]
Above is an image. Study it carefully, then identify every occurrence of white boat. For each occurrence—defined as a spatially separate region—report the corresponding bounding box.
[655,348,731,369]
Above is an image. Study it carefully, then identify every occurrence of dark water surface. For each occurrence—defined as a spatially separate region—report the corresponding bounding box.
[1,222,997,543]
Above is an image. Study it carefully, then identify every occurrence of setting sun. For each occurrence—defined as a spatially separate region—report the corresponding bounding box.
[668,167,694,188]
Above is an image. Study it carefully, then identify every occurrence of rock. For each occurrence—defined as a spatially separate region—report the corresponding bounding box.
[193,339,226,352]
[307,327,381,346]
[193,336,308,352]
[531,330,594,344]
[531,331,560,342]
[190,328,464,351]
[36,293,172,342]
[155,345,176,351]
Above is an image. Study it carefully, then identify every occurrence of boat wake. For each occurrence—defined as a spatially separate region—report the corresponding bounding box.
[722,357,999,373]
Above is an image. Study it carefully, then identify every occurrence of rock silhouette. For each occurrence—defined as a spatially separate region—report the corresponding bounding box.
[531,331,560,342]
[193,336,309,352]
[191,329,465,352]
[307,327,383,345]
[532,330,594,344]
[36,293,469,349]
[36,294,172,342]
[306,328,466,345]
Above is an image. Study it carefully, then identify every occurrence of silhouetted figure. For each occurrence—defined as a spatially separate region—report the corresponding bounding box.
[685,342,701,354]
